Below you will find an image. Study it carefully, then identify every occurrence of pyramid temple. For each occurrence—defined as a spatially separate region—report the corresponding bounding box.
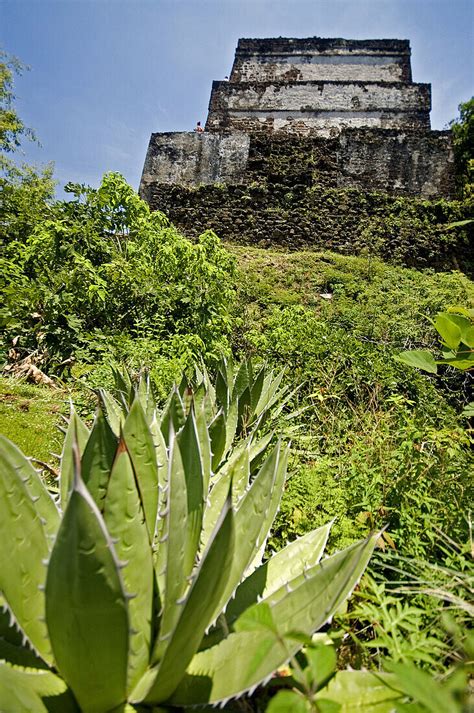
[139,38,455,248]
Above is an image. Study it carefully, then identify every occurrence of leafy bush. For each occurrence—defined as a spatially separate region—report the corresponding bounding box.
[1,173,236,381]
[450,97,474,197]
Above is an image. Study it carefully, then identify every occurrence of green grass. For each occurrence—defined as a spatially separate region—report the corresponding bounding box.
[0,377,66,464]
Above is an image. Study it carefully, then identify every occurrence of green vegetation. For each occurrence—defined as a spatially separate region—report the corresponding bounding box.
[0,367,375,710]
[0,51,472,712]
[2,173,236,394]
[450,97,474,196]
[0,378,65,463]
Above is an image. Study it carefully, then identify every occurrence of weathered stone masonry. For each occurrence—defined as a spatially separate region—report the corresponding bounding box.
[140,37,457,255]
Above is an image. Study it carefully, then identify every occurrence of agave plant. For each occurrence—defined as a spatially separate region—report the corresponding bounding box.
[0,366,376,711]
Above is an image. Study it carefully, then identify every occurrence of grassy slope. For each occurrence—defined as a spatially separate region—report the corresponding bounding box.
[228,245,473,555]
[0,378,66,464]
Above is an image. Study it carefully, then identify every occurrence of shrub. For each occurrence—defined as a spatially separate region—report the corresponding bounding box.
[1,173,236,377]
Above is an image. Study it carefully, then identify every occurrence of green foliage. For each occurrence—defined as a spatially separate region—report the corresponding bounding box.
[397,305,474,374]
[450,97,474,197]
[0,161,55,248]
[0,49,35,157]
[1,173,237,381]
[0,365,376,710]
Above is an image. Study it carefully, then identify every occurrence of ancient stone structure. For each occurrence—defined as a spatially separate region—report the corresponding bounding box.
[139,37,457,255]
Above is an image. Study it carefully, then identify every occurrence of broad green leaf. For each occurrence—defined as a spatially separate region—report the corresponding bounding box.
[316,671,404,712]
[135,495,235,704]
[0,435,59,541]
[45,467,129,712]
[434,313,462,350]
[304,643,337,691]
[123,399,159,542]
[151,431,188,665]
[81,407,117,511]
[0,662,77,713]
[177,407,204,576]
[461,324,474,348]
[395,350,437,374]
[438,314,474,349]
[266,690,311,713]
[0,446,53,664]
[386,662,458,713]
[103,439,154,692]
[170,535,376,705]
[60,409,89,511]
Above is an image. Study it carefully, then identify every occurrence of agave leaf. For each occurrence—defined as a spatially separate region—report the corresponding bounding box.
[123,399,159,542]
[254,369,285,417]
[177,407,205,576]
[200,444,249,553]
[193,382,215,423]
[209,409,227,471]
[97,388,126,436]
[245,443,288,574]
[206,442,284,626]
[224,523,332,629]
[149,416,169,599]
[111,365,133,403]
[149,416,169,527]
[234,361,250,399]
[103,438,154,692]
[223,397,239,456]
[215,367,229,414]
[0,444,53,664]
[45,452,129,713]
[151,429,188,665]
[250,365,266,413]
[160,389,186,443]
[194,400,211,496]
[170,535,376,705]
[0,661,78,713]
[81,407,117,511]
[133,495,236,704]
[0,435,59,541]
[0,595,48,669]
[59,409,89,511]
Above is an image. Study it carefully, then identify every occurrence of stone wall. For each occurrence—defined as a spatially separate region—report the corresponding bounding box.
[230,38,412,83]
[145,181,472,272]
[140,132,250,201]
[206,80,430,135]
[140,130,454,199]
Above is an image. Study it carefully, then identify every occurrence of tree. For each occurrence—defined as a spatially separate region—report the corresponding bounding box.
[0,49,36,159]
[450,97,474,196]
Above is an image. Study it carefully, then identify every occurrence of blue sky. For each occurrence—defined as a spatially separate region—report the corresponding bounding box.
[1,0,473,193]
